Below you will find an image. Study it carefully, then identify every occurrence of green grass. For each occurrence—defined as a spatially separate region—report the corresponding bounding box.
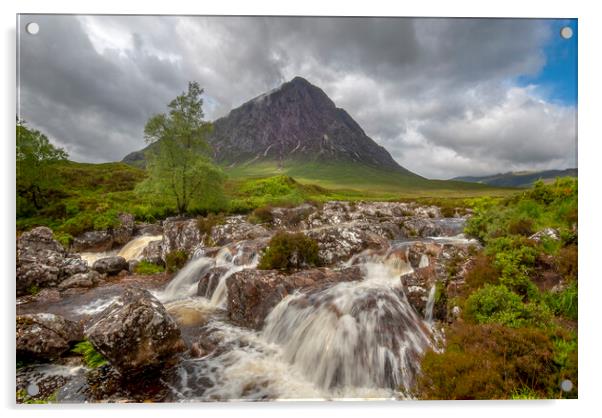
[225,159,514,197]
[133,260,165,275]
[71,340,107,368]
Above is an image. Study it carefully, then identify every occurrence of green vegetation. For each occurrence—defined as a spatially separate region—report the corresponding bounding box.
[258,231,321,271]
[141,81,226,214]
[134,260,165,275]
[416,178,578,399]
[165,250,189,273]
[249,205,274,224]
[16,388,58,404]
[17,119,68,215]
[196,213,225,238]
[72,340,107,368]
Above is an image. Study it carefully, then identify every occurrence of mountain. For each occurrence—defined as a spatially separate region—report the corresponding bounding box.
[123,77,418,178]
[452,169,577,188]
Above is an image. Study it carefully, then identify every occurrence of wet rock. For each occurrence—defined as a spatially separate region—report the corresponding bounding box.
[85,287,185,374]
[227,266,363,329]
[58,271,103,290]
[112,213,135,246]
[162,217,202,258]
[60,255,89,278]
[71,230,113,253]
[306,225,389,265]
[211,216,271,246]
[135,222,163,236]
[92,256,128,275]
[197,266,230,298]
[141,239,164,265]
[17,227,67,295]
[17,313,84,361]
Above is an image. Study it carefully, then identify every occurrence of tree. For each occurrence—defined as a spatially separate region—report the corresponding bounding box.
[142,82,225,214]
[16,119,68,212]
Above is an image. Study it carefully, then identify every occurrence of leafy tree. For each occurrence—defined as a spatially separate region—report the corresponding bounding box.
[16,119,68,212]
[142,82,225,214]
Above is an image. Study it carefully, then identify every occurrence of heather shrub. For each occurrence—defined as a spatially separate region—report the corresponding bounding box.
[165,249,188,273]
[258,231,321,271]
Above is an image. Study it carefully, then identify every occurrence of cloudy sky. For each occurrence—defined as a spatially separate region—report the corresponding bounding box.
[17,15,577,179]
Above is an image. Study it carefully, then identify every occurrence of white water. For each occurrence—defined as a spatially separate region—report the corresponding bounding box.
[262,261,433,393]
[424,285,436,323]
[78,234,163,266]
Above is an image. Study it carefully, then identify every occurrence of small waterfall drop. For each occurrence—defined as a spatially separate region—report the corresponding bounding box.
[117,235,162,261]
[155,257,215,303]
[262,261,434,392]
[424,284,436,323]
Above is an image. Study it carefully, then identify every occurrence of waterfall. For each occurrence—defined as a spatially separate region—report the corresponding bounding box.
[262,262,434,392]
[424,284,436,323]
[117,235,162,261]
[155,257,215,303]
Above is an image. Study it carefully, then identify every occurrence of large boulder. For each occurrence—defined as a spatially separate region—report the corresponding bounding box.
[16,313,83,361]
[112,213,135,246]
[210,216,271,246]
[162,218,203,258]
[92,256,128,275]
[71,230,113,253]
[60,255,89,278]
[85,287,185,374]
[227,266,363,329]
[197,266,230,298]
[16,227,66,295]
[306,225,389,266]
[141,239,164,265]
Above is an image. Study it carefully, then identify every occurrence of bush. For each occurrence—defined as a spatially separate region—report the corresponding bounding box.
[134,260,165,275]
[543,282,578,321]
[465,284,551,328]
[464,253,499,291]
[258,231,321,271]
[72,340,107,368]
[415,323,555,399]
[508,218,534,236]
[165,250,189,273]
[196,213,225,237]
[557,244,578,282]
[249,205,274,224]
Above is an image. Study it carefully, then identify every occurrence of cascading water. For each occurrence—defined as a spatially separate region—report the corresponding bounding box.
[117,235,162,260]
[424,284,436,324]
[262,261,433,393]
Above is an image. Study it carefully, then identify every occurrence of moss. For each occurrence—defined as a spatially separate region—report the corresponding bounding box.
[165,250,188,273]
[72,340,107,368]
[134,260,165,275]
[16,389,59,404]
[258,231,321,271]
[26,284,40,296]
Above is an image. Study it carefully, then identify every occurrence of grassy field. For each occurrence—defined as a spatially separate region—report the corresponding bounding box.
[226,159,515,197]
[17,159,518,242]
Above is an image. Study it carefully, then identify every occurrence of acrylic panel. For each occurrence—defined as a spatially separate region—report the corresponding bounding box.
[16,15,578,403]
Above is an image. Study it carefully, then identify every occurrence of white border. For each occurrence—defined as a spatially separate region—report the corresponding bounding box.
[2,1,600,417]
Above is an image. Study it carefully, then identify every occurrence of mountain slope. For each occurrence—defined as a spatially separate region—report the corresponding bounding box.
[452,169,577,188]
[123,76,417,178]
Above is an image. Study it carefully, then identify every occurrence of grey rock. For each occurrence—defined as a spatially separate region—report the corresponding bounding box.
[85,287,185,374]
[71,230,113,253]
[17,313,83,360]
[58,270,103,289]
[92,256,128,275]
[112,213,135,245]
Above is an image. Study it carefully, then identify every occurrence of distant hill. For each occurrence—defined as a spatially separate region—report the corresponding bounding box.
[452,169,577,188]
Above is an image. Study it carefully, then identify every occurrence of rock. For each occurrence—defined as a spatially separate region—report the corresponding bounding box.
[71,230,113,253]
[162,217,202,258]
[529,228,560,242]
[197,266,230,298]
[58,270,103,290]
[60,255,89,278]
[271,203,316,228]
[85,287,185,374]
[227,266,363,329]
[92,256,128,275]
[210,216,271,246]
[16,313,83,361]
[135,222,163,236]
[141,239,164,265]
[17,227,67,295]
[112,213,135,246]
[306,225,389,265]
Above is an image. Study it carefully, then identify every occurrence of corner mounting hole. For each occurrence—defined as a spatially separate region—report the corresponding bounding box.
[26,22,39,35]
[560,26,573,40]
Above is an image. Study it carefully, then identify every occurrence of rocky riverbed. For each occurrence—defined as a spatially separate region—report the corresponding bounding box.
[16,201,480,402]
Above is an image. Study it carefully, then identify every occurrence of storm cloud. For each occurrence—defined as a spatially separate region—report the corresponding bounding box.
[17,15,577,178]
